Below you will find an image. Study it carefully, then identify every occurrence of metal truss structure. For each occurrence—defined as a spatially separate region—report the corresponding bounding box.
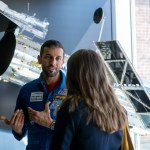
[94,40,150,130]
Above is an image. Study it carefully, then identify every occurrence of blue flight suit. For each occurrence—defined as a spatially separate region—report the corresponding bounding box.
[12,70,66,150]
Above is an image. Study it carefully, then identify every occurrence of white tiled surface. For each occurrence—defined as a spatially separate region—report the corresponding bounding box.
[140,136,150,150]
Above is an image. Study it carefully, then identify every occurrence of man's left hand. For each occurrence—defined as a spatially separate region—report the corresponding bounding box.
[28,101,53,128]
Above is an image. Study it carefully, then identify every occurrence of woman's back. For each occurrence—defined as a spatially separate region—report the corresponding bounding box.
[51,100,122,150]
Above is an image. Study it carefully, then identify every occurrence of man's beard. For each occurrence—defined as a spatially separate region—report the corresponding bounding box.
[43,67,60,77]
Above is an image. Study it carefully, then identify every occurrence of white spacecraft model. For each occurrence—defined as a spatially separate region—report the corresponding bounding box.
[0,1,69,86]
[0,0,49,40]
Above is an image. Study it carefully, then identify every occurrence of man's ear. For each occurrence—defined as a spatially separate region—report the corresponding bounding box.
[60,59,64,68]
[38,55,42,64]
[62,59,64,65]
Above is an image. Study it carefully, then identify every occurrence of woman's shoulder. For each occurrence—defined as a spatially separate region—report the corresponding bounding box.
[59,98,87,116]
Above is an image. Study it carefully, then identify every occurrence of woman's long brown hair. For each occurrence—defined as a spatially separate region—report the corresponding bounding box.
[66,49,127,133]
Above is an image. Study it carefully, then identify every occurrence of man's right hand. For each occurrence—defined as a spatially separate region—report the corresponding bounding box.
[0,115,10,124]
[0,109,24,135]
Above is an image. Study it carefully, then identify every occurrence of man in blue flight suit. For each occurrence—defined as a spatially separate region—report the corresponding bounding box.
[1,40,67,150]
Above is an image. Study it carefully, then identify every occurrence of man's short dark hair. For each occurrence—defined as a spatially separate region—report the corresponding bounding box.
[40,40,64,56]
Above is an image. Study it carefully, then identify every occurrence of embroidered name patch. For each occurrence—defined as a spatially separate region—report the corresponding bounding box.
[30,92,43,102]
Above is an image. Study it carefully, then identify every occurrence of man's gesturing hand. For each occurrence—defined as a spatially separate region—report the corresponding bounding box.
[28,102,53,128]
[0,109,24,135]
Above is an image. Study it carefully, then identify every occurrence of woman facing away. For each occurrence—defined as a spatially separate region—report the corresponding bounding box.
[50,49,128,150]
